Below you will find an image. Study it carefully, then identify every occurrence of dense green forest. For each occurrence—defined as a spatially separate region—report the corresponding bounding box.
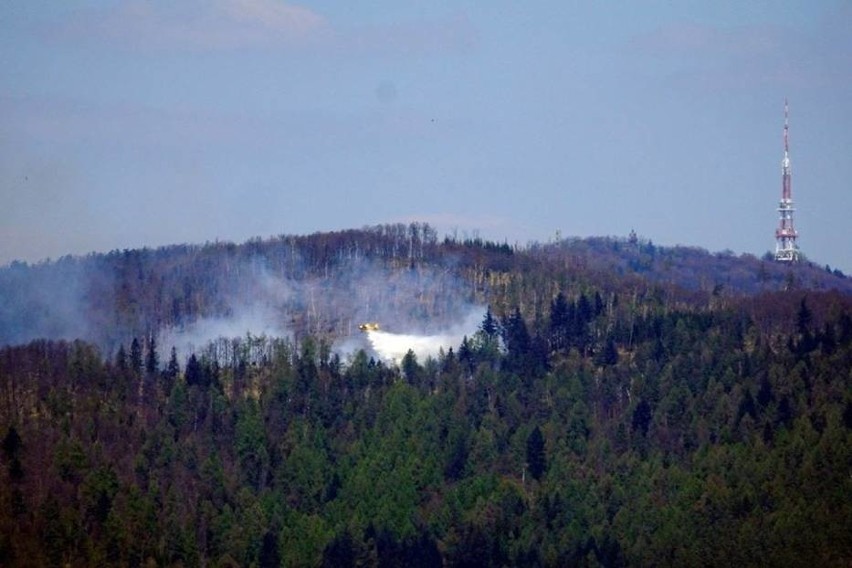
[1,225,851,566]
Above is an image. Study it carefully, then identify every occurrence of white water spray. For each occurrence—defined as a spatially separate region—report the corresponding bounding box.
[360,307,484,364]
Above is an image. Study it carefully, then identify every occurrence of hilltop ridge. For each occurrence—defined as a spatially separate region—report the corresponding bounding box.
[1,224,849,351]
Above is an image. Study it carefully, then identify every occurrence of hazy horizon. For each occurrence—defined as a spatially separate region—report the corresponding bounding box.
[3,2,851,273]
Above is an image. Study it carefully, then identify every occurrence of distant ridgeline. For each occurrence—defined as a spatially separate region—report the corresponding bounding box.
[0,225,851,565]
[0,225,849,353]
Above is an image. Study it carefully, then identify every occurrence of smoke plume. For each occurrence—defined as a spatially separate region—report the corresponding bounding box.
[358,306,483,364]
[0,232,481,368]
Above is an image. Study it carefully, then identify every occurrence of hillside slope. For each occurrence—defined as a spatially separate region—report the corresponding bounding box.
[0,225,851,565]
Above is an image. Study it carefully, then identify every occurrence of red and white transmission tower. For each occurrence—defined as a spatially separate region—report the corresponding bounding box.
[775,99,799,262]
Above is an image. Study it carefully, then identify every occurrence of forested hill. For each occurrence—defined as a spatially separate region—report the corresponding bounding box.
[1,224,851,566]
[1,223,849,350]
[542,235,849,295]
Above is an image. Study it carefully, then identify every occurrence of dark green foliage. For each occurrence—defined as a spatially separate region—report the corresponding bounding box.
[549,292,571,351]
[80,466,119,524]
[526,425,546,481]
[1,309,850,566]
[258,530,280,568]
[235,399,268,490]
[503,307,531,371]
[185,353,203,387]
[163,346,179,395]
[401,349,420,383]
[1,230,851,566]
[375,528,442,567]
[631,400,652,436]
[503,308,547,379]
[597,335,619,366]
[323,530,356,568]
[480,305,500,339]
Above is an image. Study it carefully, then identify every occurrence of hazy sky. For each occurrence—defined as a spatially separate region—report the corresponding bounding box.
[2,1,851,272]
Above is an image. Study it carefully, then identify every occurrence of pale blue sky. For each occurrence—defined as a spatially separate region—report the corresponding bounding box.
[2,1,851,272]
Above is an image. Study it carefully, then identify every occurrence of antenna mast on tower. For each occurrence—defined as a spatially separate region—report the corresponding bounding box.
[775,99,799,262]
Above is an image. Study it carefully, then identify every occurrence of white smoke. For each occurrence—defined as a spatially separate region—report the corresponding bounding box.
[159,304,292,363]
[360,306,484,364]
[158,267,294,362]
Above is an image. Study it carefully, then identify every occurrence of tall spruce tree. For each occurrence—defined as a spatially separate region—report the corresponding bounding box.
[526,426,546,481]
[129,337,143,375]
[145,334,158,375]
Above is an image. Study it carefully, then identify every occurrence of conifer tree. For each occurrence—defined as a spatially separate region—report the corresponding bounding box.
[526,426,546,481]
[145,334,158,375]
[129,337,143,375]
[115,344,128,371]
[550,292,571,351]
